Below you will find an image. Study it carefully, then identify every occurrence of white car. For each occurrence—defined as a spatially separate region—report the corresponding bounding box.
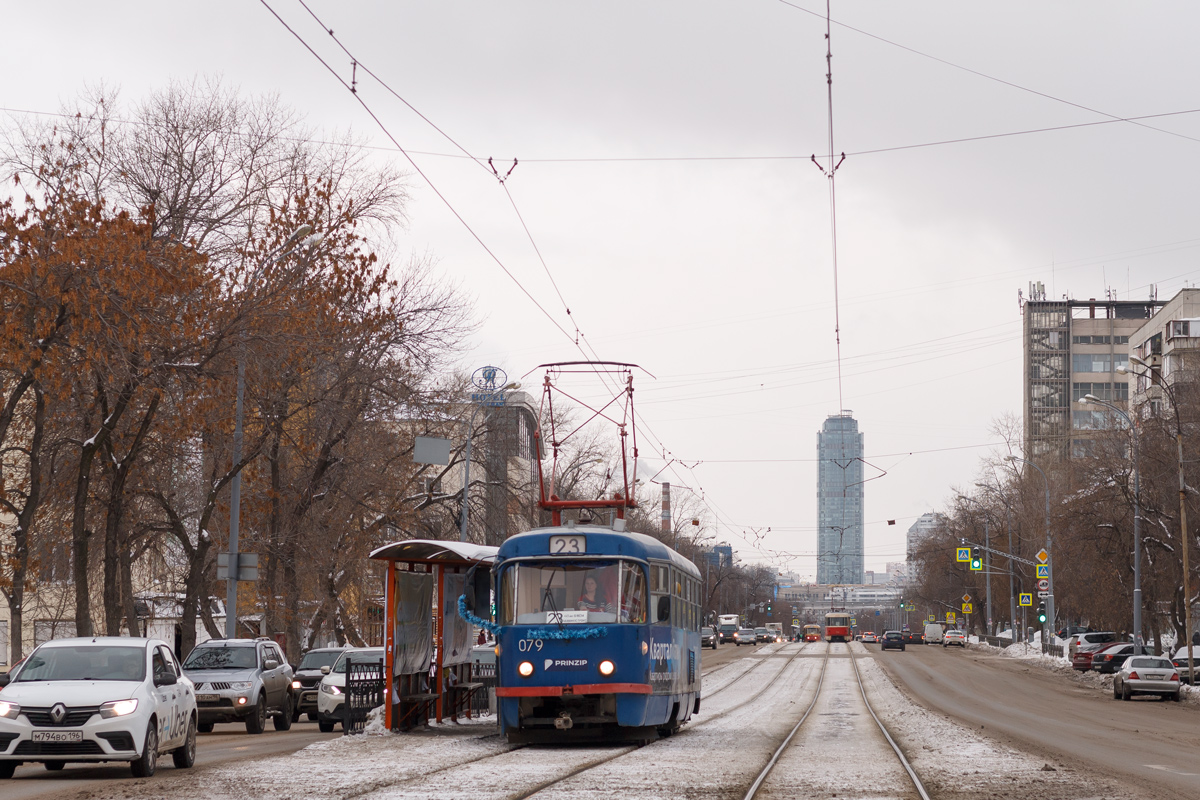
[0,637,196,779]
[316,647,384,733]
[942,630,967,647]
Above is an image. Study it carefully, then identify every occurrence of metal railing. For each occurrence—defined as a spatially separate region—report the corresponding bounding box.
[344,658,385,735]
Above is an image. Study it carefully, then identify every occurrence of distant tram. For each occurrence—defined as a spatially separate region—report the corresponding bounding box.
[802,623,822,642]
[824,612,851,642]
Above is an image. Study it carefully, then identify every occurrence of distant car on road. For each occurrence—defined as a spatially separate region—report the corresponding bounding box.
[942,630,967,648]
[860,632,878,644]
[755,627,773,643]
[1089,643,1139,674]
[1113,655,1180,701]
[700,627,718,649]
[734,628,757,646]
[0,637,197,779]
[291,647,345,722]
[924,623,945,644]
[880,631,905,651]
[901,630,923,645]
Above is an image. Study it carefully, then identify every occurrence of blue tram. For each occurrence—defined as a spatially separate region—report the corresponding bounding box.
[493,523,703,743]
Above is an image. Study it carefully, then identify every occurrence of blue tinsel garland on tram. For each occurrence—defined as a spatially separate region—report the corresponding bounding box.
[457,595,609,640]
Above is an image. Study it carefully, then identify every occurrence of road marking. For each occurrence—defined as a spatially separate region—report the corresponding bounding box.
[1145,765,1197,776]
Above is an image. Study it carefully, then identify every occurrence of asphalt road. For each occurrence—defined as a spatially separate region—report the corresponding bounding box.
[3,718,339,800]
[872,641,1200,796]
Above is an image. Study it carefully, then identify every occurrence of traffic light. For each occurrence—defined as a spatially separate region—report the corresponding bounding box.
[898,600,905,609]
[766,602,772,615]
[1036,602,1047,624]
[970,547,982,571]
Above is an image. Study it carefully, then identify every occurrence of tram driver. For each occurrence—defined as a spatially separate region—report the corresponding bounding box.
[576,571,615,614]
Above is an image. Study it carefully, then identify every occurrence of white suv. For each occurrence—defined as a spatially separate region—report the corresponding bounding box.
[0,637,196,779]
[317,647,384,732]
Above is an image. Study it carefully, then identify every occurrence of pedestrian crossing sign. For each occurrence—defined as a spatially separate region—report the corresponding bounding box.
[956,547,971,562]
[1019,592,1032,607]
[1036,564,1049,578]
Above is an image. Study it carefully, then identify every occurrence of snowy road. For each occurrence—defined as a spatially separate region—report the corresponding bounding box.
[873,639,1200,798]
[9,642,1171,799]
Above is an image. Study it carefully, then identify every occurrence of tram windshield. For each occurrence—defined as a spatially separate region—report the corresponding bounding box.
[500,560,647,625]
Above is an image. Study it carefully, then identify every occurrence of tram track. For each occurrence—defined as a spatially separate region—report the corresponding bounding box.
[327,641,829,800]
[500,641,823,800]
[739,641,932,800]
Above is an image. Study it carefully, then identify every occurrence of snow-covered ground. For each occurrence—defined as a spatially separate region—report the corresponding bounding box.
[94,642,1156,799]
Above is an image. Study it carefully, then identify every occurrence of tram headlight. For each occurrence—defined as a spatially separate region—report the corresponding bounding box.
[518,661,534,677]
[599,660,615,677]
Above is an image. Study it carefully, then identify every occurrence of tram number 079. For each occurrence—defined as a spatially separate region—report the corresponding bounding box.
[548,535,586,554]
[517,639,544,652]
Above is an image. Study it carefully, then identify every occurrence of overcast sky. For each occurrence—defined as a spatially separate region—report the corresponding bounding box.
[6,2,1200,579]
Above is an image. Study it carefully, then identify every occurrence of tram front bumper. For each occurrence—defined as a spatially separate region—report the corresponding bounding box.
[496,683,651,697]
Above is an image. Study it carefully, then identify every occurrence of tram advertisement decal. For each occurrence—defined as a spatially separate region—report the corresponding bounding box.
[649,627,684,693]
[544,658,589,671]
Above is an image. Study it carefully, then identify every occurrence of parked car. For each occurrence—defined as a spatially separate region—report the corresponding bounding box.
[0,637,197,779]
[1067,631,1116,658]
[181,638,294,734]
[1090,643,1140,674]
[1075,642,1118,671]
[881,631,905,651]
[860,632,878,644]
[700,627,718,649]
[1113,655,1180,701]
[942,630,967,648]
[1170,645,1200,684]
[317,647,384,732]
[291,647,345,722]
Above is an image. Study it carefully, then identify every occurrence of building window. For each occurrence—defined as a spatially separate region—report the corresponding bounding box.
[1072,353,1113,373]
[1072,439,1097,458]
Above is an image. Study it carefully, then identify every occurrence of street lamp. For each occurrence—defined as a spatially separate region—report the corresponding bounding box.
[1007,454,1055,652]
[1119,356,1193,677]
[1080,393,1143,654]
[975,482,1018,644]
[459,381,521,543]
[226,224,315,639]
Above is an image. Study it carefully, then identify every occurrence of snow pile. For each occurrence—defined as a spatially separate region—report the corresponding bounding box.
[363,704,390,735]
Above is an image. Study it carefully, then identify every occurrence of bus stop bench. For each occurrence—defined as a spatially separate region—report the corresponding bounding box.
[445,682,487,718]
[395,692,440,729]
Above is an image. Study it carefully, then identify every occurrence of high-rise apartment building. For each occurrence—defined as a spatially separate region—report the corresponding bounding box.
[817,411,864,585]
[1021,283,1161,460]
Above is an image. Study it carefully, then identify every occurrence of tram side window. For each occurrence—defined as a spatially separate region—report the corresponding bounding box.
[619,562,647,623]
[650,563,670,624]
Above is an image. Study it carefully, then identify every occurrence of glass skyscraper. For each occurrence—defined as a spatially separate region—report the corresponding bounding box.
[817,412,864,585]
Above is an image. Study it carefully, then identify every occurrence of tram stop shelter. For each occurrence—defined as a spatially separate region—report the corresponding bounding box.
[369,539,497,730]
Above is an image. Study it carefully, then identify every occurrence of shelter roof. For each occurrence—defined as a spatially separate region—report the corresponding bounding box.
[369,538,498,564]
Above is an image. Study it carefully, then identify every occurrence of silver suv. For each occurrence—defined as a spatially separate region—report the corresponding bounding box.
[181,638,294,734]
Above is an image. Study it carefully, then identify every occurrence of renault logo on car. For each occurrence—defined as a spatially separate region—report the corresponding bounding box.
[50,703,66,724]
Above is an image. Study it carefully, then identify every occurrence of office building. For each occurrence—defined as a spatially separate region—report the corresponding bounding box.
[816,411,864,585]
[1021,282,1161,460]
